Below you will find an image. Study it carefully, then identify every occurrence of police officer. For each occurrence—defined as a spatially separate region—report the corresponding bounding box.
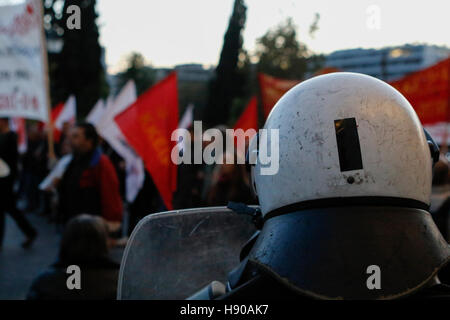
[221,72,450,300]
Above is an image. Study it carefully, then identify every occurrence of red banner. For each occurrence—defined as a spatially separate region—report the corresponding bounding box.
[233,96,258,159]
[258,73,300,119]
[115,72,179,210]
[50,102,64,142]
[390,57,450,125]
[234,96,258,134]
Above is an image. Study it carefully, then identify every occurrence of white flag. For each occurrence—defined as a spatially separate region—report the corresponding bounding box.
[97,80,144,202]
[0,0,48,121]
[179,103,194,129]
[54,95,76,130]
[86,99,105,126]
[9,117,27,154]
[93,94,113,131]
[176,104,194,159]
[39,154,73,191]
[104,95,114,116]
[98,81,137,131]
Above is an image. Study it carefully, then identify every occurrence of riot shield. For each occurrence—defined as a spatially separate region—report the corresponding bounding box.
[117,206,257,300]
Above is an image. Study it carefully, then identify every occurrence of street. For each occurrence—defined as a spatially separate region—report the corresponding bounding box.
[0,213,124,300]
[0,213,60,299]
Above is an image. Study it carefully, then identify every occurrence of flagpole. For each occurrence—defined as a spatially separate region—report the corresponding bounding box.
[38,0,55,161]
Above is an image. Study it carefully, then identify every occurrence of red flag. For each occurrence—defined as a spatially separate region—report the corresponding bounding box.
[50,102,64,142]
[233,96,258,160]
[115,72,179,210]
[390,57,450,125]
[47,96,76,143]
[234,96,258,133]
[258,73,300,119]
[50,102,64,122]
[9,117,27,153]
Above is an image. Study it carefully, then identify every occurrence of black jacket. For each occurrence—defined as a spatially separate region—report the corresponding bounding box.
[0,131,18,181]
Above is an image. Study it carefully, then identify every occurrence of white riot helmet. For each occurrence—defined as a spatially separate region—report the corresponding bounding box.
[250,72,438,216]
[246,72,450,299]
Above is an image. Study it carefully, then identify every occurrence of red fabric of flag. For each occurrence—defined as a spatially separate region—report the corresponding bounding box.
[233,96,258,160]
[234,96,258,134]
[115,72,179,210]
[390,57,450,125]
[50,102,64,142]
[258,73,300,119]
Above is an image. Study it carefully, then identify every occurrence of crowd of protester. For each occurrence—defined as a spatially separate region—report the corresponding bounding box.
[0,118,256,245]
[0,117,257,299]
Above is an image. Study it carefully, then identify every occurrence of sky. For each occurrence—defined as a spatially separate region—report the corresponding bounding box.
[96,0,450,74]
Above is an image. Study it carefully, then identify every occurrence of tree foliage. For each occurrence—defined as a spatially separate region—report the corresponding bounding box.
[43,0,108,117]
[59,0,107,117]
[43,0,65,106]
[117,52,156,96]
[255,17,323,80]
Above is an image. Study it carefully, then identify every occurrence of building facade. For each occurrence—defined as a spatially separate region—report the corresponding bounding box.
[325,44,450,81]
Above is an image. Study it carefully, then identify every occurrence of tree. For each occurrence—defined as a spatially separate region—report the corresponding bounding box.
[204,0,247,128]
[309,13,320,38]
[42,0,66,106]
[56,0,108,118]
[117,52,156,96]
[228,49,257,126]
[255,17,323,80]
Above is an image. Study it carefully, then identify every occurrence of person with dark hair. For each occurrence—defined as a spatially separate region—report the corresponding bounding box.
[56,122,123,225]
[21,123,49,214]
[27,214,120,300]
[0,118,37,249]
